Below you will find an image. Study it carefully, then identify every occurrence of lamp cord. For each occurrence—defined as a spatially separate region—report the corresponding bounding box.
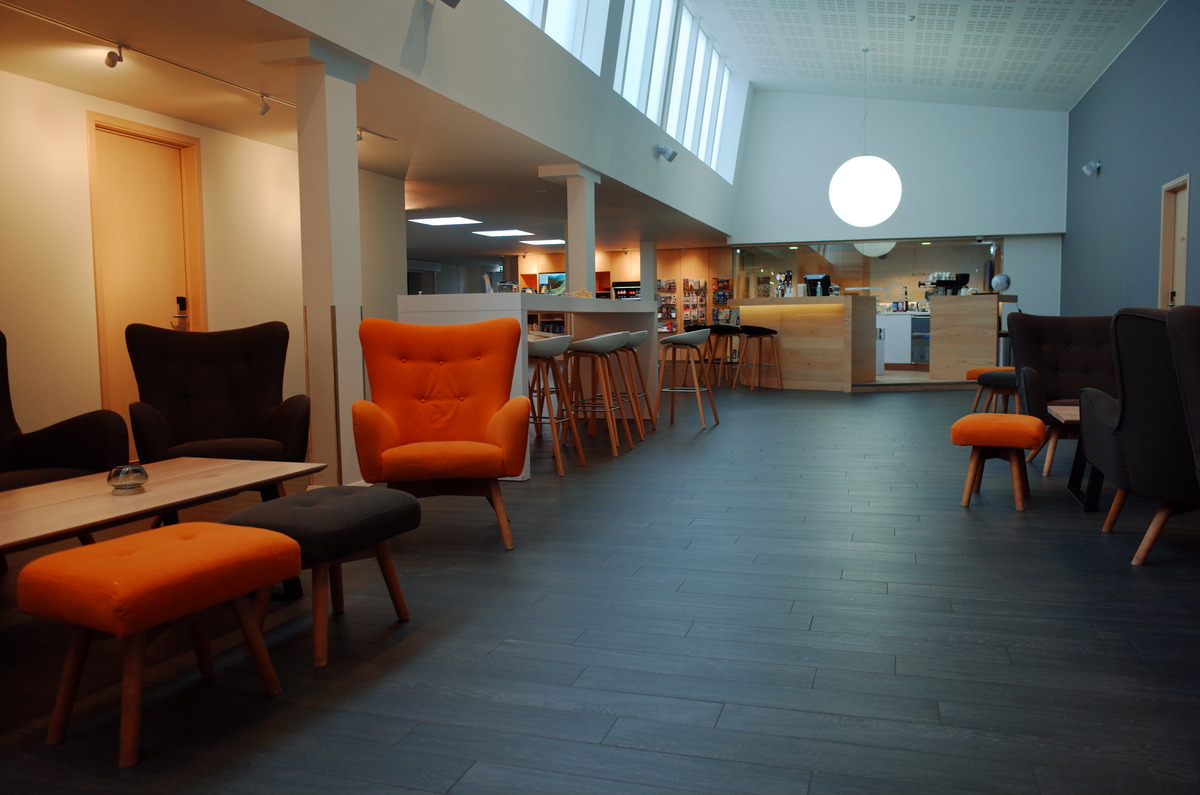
[859,48,870,155]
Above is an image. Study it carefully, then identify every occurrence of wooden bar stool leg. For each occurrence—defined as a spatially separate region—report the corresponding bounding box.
[1042,427,1061,476]
[373,541,410,621]
[685,352,706,429]
[189,621,215,679]
[46,627,93,748]
[961,447,984,507]
[330,562,345,615]
[550,357,586,467]
[118,631,149,768]
[233,588,282,692]
[1007,448,1029,510]
[310,562,331,668]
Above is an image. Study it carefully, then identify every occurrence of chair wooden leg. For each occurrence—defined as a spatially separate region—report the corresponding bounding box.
[699,351,720,425]
[1007,449,1029,510]
[961,447,984,507]
[310,563,331,668]
[484,479,516,550]
[118,632,148,767]
[189,621,215,679]
[1132,503,1175,566]
[46,627,92,747]
[686,354,707,429]
[373,541,410,621]
[1042,427,1061,476]
[1102,488,1127,533]
[970,386,984,411]
[1026,433,1048,463]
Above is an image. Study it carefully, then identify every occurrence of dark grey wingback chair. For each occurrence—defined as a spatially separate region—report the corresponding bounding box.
[1008,313,1117,475]
[125,322,310,492]
[0,330,128,493]
[1079,307,1199,565]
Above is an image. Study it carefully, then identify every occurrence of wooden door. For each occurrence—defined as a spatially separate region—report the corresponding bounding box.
[1159,175,1190,307]
[87,114,206,441]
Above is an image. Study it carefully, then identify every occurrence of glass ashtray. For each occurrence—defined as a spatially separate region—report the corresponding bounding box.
[107,464,149,495]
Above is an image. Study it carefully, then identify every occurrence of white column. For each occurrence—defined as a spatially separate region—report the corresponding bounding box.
[538,164,601,295]
[262,39,370,485]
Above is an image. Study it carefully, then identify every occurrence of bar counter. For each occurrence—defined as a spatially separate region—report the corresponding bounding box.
[730,296,876,391]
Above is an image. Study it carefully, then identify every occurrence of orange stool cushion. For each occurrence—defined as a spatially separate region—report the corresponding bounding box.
[965,366,1015,380]
[951,413,1046,450]
[18,522,300,638]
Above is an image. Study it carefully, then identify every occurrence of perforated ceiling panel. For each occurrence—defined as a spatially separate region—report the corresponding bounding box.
[690,0,1165,110]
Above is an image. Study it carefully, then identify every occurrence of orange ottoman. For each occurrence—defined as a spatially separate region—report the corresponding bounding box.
[951,413,1046,510]
[18,521,300,767]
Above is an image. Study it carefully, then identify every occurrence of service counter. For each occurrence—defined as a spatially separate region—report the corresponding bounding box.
[730,296,877,391]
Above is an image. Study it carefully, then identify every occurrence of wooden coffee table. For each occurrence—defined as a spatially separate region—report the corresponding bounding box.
[1047,405,1103,511]
[0,457,326,557]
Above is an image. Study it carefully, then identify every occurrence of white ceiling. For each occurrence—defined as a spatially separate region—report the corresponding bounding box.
[690,0,1166,111]
[0,0,1168,264]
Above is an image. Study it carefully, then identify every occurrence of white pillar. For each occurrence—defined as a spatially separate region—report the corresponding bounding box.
[262,39,370,485]
[538,164,601,295]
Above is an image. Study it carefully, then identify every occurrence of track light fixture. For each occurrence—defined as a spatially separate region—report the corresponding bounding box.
[258,94,271,116]
[104,44,123,68]
[654,144,678,162]
[1081,160,1101,177]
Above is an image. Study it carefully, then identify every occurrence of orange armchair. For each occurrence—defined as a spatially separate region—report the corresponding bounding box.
[353,317,530,550]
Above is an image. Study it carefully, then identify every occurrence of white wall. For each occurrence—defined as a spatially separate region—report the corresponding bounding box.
[999,234,1063,319]
[733,91,1068,244]
[0,70,305,430]
[359,170,409,320]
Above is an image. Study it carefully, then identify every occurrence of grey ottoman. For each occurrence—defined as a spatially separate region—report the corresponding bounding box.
[223,486,421,667]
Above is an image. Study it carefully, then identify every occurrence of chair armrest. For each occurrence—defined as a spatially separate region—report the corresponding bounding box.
[352,400,400,483]
[1017,366,1049,421]
[12,410,129,471]
[1079,386,1128,488]
[263,394,311,462]
[129,401,172,464]
[487,396,532,478]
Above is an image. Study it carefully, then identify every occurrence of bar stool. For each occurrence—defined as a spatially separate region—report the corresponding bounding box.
[734,325,782,390]
[704,324,743,387]
[566,331,635,457]
[528,335,586,476]
[654,328,719,428]
[614,330,657,437]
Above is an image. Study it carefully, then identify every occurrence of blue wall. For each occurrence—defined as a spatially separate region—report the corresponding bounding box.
[1063,0,1200,315]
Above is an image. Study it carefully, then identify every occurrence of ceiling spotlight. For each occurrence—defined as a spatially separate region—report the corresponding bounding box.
[1081,160,1101,177]
[258,94,271,116]
[655,144,678,162]
[104,45,123,68]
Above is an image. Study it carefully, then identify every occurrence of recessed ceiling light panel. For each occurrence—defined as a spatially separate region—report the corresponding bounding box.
[409,216,480,226]
[473,229,534,237]
[521,239,565,246]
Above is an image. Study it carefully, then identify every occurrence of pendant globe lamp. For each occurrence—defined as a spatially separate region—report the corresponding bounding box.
[829,48,901,228]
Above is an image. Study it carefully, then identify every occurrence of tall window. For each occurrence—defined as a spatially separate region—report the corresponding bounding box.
[506,0,741,175]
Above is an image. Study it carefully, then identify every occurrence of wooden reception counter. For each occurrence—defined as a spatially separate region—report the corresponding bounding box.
[928,293,1016,380]
[731,296,876,391]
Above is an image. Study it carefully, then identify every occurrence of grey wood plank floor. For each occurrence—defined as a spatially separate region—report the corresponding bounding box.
[2,388,1198,794]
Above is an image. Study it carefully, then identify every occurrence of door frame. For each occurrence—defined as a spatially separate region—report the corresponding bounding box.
[1158,173,1190,308]
[86,112,208,410]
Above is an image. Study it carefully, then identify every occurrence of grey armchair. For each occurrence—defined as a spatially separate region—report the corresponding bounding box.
[1009,312,1117,475]
[125,322,309,496]
[1079,307,1199,565]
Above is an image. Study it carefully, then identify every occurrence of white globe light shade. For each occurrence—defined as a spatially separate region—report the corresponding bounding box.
[828,155,902,228]
[852,241,897,257]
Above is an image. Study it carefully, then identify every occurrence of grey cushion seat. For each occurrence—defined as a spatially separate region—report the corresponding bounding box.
[222,485,421,563]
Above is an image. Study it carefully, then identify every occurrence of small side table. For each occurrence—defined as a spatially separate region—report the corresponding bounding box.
[1048,405,1103,511]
